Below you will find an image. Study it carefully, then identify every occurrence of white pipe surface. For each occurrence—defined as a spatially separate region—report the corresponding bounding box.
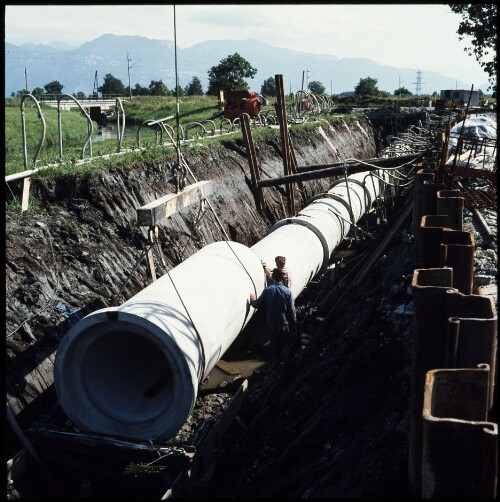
[55,168,391,441]
[55,241,265,440]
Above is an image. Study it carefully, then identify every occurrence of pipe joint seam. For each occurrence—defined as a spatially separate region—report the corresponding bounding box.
[308,193,355,228]
[267,217,330,274]
[329,178,373,209]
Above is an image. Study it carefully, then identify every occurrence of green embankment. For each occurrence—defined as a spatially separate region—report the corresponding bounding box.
[5,95,354,179]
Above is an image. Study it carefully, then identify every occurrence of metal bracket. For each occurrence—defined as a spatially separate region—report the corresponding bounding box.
[145,226,167,282]
[137,181,213,281]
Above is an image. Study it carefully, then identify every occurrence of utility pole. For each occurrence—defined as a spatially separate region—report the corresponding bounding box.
[397,75,401,109]
[93,70,99,98]
[331,80,332,95]
[301,70,305,93]
[127,53,132,99]
[24,68,28,92]
[127,53,141,100]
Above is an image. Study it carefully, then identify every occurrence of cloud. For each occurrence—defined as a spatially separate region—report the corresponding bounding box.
[4,4,489,88]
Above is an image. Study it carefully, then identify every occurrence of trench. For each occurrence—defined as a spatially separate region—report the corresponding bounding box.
[6,116,379,497]
[7,111,496,499]
[6,115,376,443]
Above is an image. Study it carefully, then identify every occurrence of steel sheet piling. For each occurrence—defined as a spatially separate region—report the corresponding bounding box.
[436,189,464,231]
[410,268,498,496]
[422,367,498,499]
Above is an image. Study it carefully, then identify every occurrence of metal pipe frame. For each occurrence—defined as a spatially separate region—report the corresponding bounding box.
[20,93,47,170]
[56,93,93,161]
[115,97,126,153]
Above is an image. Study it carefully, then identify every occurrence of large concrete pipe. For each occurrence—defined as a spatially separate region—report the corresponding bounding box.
[54,167,393,441]
[252,170,387,298]
[55,242,265,441]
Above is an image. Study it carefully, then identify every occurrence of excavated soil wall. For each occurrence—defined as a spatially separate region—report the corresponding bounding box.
[5,116,376,450]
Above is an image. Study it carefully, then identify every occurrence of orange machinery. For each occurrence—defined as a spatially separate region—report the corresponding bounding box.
[219,90,265,120]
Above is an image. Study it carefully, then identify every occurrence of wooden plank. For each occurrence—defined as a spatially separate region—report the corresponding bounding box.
[137,180,213,227]
[7,352,56,417]
[145,227,158,282]
[472,207,494,239]
[21,177,31,212]
[216,359,242,375]
[257,153,424,188]
[241,114,265,212]
[275,74,295,215]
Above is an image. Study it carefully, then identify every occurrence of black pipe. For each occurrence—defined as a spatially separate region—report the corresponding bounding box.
[258,151,427,188]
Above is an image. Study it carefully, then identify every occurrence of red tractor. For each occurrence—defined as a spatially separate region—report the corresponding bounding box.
[219,90,266,120]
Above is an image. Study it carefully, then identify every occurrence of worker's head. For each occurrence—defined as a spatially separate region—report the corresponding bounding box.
[275,256,286,268]
[271,267,285,283]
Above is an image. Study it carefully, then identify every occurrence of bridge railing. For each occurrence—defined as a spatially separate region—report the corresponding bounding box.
[38,94,127,102]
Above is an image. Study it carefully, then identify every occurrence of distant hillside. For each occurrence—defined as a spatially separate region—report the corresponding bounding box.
[4,34,490,97]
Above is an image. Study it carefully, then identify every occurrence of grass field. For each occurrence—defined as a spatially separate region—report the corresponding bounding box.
[5,95,282,177]
[4,94,359,178]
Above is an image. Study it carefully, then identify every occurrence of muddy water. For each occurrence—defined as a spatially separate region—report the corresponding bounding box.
[201,319,272,391]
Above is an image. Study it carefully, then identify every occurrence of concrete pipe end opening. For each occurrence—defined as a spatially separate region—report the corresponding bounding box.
[54,310,198,442]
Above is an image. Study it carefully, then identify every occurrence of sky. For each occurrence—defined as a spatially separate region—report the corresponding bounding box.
[4,4,494,90]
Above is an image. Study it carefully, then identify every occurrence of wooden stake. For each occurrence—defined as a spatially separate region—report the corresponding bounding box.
[240,114,266,212]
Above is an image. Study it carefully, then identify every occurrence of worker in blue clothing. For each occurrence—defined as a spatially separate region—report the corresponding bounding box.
[250,267,297,362]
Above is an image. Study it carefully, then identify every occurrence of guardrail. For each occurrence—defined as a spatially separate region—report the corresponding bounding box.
[38,94,127,102]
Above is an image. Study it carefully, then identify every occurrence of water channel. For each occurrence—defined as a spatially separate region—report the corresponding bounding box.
[93,123,138,142]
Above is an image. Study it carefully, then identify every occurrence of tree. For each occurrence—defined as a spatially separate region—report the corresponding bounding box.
[44,80,64,95]
[132,83,150,96]
[185,76,204,96]
[206,53,257,95]
[31,87,46,98]
[173,84,184,97]
[354,77,379,97]
[11,89,29,98]
[75,91,86,100]
[308,80,326,95]
[260,77,276,97]
[98,74,126,96]
[394,87,412,96]
[448,4,496,91]
[148,80,170,96]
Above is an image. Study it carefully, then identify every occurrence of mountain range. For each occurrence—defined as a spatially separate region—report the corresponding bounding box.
[4,34,490,97]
